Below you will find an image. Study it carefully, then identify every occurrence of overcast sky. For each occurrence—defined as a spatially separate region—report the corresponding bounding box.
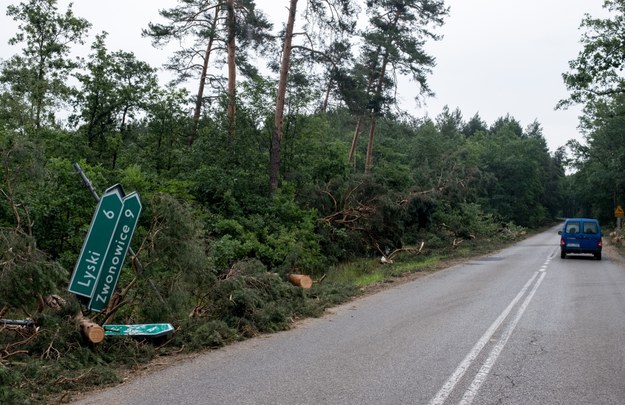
[0,0,608,152]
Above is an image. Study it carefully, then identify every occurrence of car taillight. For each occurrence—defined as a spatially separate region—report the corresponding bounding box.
[560,238,566,246]
[598,239,603,248]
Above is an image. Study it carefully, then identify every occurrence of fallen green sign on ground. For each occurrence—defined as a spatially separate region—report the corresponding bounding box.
[103,323,174,338]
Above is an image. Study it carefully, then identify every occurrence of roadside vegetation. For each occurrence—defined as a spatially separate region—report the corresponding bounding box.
[1,0,623,403]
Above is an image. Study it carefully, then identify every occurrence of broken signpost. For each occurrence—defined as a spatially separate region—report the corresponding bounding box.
[69,164,142,313]
[88,192,142,312]
[68,185,125,300]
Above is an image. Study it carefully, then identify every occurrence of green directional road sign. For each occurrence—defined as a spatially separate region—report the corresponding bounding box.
[103,323,174,337]
[88,192,142,312]
[68,185,124,298]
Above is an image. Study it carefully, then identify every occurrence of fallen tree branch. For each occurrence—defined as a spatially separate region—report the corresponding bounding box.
[0,325,39,362]
[376,241,426,264]
[53,368,94,385]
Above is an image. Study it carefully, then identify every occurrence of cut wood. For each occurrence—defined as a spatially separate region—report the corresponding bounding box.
[80,319,104,343]
[77,316,105,344]
[288,274,313,289]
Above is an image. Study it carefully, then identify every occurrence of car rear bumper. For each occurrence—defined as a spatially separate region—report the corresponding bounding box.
[561,247,601,254]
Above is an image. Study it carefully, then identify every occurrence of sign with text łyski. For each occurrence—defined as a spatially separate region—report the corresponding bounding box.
[68,186,124,298]
[88,192,142,312]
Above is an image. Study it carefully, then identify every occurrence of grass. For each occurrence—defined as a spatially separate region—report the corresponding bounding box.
[324,232,528,291]
[325,252,447,288]
[387,255,443,274]
[354,272,385,286]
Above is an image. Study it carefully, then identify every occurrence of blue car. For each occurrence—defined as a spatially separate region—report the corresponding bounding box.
[558,218,603,260]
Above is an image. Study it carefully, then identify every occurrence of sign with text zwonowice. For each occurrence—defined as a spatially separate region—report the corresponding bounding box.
[88,192,142,312]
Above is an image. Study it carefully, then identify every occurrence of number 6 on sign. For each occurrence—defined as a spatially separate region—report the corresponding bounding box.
[68,185,124,299]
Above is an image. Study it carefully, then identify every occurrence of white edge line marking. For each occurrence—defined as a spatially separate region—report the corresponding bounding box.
[427,272,540,405]
[459,272,547,405]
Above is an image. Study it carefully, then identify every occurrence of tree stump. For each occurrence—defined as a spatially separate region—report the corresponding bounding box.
[288,274,313,289]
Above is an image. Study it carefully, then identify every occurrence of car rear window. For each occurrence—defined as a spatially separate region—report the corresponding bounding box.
[565,221,580,234]
[583,222,598,234]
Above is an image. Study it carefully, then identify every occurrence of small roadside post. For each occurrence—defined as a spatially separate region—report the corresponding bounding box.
[615,205,624,230]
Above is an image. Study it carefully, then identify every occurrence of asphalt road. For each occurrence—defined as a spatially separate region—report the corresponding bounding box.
[72,226,625,404]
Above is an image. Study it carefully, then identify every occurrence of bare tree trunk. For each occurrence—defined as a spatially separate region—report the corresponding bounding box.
[34,62,45,129]
[321,78,332,113]
[365,117,377,173]
[349,115,362,163]
[349,72,376,163]
[226,0,236,140]
[269,0,298,193]
[190,6,219,146]
[365,54,389,174]
[363,8,400,173]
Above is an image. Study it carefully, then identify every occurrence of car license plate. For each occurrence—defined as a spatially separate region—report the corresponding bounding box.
[568,243,580,248]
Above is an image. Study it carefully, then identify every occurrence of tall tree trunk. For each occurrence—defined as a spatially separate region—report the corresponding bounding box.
[365,53,389,174]
[226,0,236,140]
[34,60,45,129]
[349,116,362,163]
[364,8,401,174]
[365,117,377,173]
[321,78,332,113]
[269,0,298,193]
[190,6,219,146]
[349,70,377,163]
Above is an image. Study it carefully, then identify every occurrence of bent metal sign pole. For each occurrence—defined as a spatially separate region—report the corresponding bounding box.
[88,192,142,312]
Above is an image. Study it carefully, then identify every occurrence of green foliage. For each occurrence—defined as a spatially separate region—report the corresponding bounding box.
[181,319,238,350]
[72,33,159,169]
[433,202,499,239]
[0,229,67,309]
[205,184,325,275]
[563,94,625,221]
[559,1,625,108]
[170,263,358,349]
[466,124,557,227]
[130,87,191,177]
[558,1,625,222]
[0,136,71,311]
[0,366,29,404]
[2,0,90,129]
[0,312,159,403]
[129,193,213,323]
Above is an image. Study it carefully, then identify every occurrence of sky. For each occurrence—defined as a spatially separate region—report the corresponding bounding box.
[0,0,609,152]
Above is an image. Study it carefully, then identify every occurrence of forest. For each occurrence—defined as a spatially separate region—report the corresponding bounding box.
[1,0,624,402]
